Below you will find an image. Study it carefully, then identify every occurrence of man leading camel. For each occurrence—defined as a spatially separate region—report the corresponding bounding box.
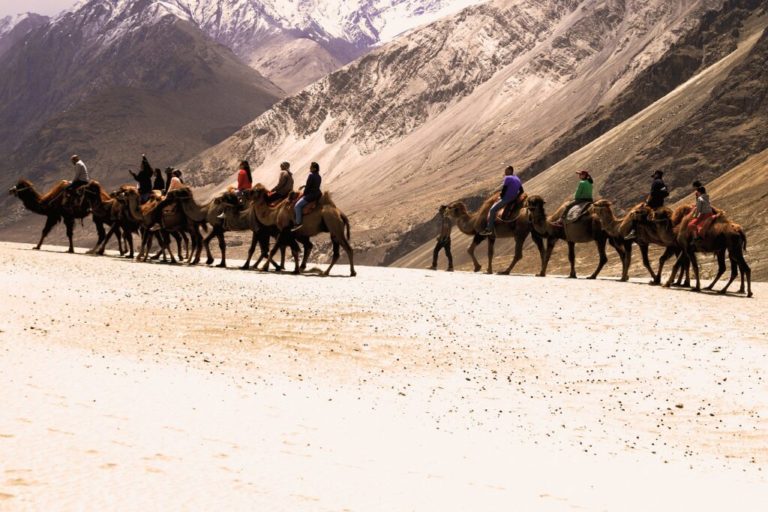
[479,165,522,237]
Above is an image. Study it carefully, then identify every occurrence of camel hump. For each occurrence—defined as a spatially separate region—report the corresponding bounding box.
[39,180,70,203]
[319,192,336,207]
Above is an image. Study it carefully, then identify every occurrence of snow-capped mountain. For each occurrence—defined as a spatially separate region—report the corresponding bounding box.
[0,13,50,56]
[62,0,484,92]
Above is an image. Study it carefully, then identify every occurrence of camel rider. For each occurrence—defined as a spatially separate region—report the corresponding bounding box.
[63,155,89,206]
[292,161,321,231]
[479,165,522,236]
[689,185,714,242]
[237,160,253,194]
[270,161,294,202]
[130,154,154,204]
[153,168,165,192]
[166,169,184,193]
[554,170,593,227]
[626,170,669,240]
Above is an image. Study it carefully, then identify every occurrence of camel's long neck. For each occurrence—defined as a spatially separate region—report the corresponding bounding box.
[600,208,625,237]
[530,208,552,236]
[16,185,52,215]
[126,196,144,222]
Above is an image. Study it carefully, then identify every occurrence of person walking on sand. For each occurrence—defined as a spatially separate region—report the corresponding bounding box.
[480,165,522,236]
[429,205,454,271]
[292,162,321,231]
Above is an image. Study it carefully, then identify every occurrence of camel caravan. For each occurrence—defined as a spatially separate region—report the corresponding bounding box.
[8,156,752,297]
[8,155,355,277]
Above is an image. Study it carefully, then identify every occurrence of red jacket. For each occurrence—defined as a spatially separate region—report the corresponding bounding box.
[237,169,252,191]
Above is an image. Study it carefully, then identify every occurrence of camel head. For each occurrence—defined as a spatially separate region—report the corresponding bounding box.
[590,199,613,218]
[443,201,467,219]
[9,179,33,197]
[525,195,545,212]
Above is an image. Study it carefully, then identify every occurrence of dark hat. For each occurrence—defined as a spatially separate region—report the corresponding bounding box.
[576,170,590,177]
[652,170,664,178]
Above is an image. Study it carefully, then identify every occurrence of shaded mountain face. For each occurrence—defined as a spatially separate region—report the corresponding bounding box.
[0,13,50,56]
[184,0,725,262]
[0,0,283,224]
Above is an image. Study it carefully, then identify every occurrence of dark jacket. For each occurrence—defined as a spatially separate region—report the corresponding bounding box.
[153,175,165,191]
[304,172,322,202]
[648,178,669,208]
[131,157,154,194]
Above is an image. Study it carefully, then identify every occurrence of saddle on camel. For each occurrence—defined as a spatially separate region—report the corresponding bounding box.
[489,192,528,224]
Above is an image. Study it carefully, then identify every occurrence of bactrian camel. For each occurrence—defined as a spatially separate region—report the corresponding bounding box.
[8,179,91,253]
[443,195,548,275]
[526,195,625,279]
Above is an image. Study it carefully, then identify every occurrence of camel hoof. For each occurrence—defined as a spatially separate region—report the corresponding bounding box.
[587,276,597,280]
[216,263,226,268]
[33,246,41,250]
[747,292,753,298]
[473,266,481,273]
[68,249,74,254]
[620,277,629,282]
[350,271,357,277]
[240,265,249,270]
[293,270,301,275]
[205,259,214,265]
[717,289,727,295]
[496,271,510,276]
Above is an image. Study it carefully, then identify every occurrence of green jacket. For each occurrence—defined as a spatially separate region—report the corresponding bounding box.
[574,179,593,201]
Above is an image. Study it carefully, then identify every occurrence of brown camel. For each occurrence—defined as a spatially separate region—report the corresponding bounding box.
[8,179,91,253]
[590,200,688,283]
[248,184,355,277]
[525,195,624,279]
[215,192,289,271]
[119,186,190,263]
[443,195,547,275]
[79,181,131,256]
[665,210,752,297]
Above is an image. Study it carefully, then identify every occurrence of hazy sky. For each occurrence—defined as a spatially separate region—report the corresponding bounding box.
[0,0,77,17]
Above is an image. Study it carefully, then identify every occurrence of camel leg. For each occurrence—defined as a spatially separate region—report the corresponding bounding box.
[241,232,258,270]
[338,235,355,277]
[265,236,283,271]
[688,251,701,292]
[203,230,217,265]
[654,247,676,285]
[216,231,226,268]
[125,230,134,259]
[468,234,485,272]
[64,217,75,253]
[664,253,686,288]
[737,257,746,294]
[486,236,495,275]
[620,241,632,282]
[299,237,313,271]
[706,250,727,290]
[567,242,577,278]
[724,248,751,298]
[323,238,341,276]
[163,232,177,264]
[175,232,184,260]
[116,226,125,255]
[637,243,657,283]
[98,224,119,255]
[34,216,59,250]
[498,234,525,275]
[288,236,301,275]
[540,238,557,277]
[529,233,546,277]
[588,237,608,280]
[88,221,106,254]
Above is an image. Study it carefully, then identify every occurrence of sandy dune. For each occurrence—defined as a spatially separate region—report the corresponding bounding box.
[0,241,767,510]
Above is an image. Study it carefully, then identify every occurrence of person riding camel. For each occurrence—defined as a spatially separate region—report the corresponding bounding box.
[554,170,593,227]
[270,161,294,202]
[236,160,253,194]
[153,168,165,192]
[689,185,714,242]
[129,154,154,204]
[166,169,184,194]
[62,155,90,206]
[479,165,522,236]
[429,205,454,271]
[292,162,321,232]
[626,170,669,240]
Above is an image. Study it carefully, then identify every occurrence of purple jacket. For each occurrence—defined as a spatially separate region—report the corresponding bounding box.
[501,175,522,202]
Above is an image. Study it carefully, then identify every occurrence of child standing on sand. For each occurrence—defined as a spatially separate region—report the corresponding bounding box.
[429,205,454,272]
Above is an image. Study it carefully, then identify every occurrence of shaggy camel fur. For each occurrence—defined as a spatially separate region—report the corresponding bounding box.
[526,195,624,279]
[8,179,91,253]
[665,209,752,297]
[248,184,355,277]
[443,195,547,275]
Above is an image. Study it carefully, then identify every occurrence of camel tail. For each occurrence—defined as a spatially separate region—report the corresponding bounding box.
[342,213,351,241]
[741,229,747,253]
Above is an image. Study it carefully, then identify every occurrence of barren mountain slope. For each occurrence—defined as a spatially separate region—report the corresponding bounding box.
[0,0,284,233]
[184,0,719,262]
[0,13,50,56]
[395,8,768,279]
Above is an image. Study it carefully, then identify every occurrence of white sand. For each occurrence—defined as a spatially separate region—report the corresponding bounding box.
[1,242,767,510]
